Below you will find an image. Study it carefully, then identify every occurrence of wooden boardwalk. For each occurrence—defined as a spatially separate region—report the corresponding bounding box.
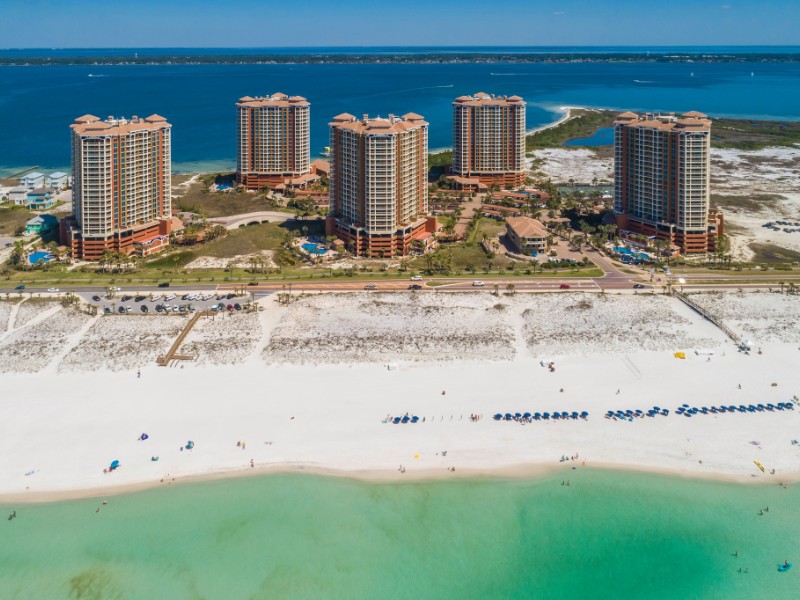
[156,311,211,366]
[672,291,742,346]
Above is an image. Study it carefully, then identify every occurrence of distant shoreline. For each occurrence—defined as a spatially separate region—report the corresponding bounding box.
[2,50,800,67]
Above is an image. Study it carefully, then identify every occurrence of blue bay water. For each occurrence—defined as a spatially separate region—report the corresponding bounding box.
[1,60,800,175]
[0,470,798,599]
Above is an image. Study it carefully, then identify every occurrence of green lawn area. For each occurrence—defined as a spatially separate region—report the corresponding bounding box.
[748,243,800,264]
[176,181,291,218]
[0,206,36,236]
[142,221,325,270]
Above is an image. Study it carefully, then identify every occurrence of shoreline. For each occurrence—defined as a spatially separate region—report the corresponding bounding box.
[3,459,797,506]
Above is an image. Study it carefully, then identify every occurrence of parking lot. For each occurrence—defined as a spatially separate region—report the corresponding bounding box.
[77,290,255,315]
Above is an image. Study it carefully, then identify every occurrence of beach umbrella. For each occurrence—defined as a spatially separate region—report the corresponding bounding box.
[625,410,633,416]
[411,416,419,423]
[606,410,614,417]
[787,403,795,409]
[534,413,541,419]
[571,412,579,419]
[635,409,643,415]
[581,411,588,418]
[543,412,550,419]
[662,409,669,415]
[561,412,569,418]
[653,406,661,411]
[682,403,689,408]
[690,408,699,414]
[728,405,736,411]
[505,413,512,421]
[186,441,194,449]
[140,433,149,440]
[523,412,532,419]
[676,407,685,413]
[701,407,709,413]
[110,460,120,469]
[757,404,765,410]
[494,414,502,420]
[684,412,692,417]
[767,404,775,410]
[515,413,522,419]
[402,416,410,423]
[393,417,401,424]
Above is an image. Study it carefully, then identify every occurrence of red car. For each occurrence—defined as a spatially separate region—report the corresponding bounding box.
[559,283,571,289]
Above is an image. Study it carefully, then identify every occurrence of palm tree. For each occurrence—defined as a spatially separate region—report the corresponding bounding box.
[506,283,516,296]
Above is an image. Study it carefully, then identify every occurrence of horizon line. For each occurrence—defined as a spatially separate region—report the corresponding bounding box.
[3,44,800,51]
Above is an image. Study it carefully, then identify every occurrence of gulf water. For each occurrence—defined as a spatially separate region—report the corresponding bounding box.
[1,470,798,599]
[1,57,800,175]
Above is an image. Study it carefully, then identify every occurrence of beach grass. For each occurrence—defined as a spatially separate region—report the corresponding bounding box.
[0,205,37,236]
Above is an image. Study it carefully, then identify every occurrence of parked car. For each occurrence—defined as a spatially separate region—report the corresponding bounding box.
[408,284,422,290]
[227,304,234,311]
[633,283,645,289]
[472,281,485,287]
[140,305,149,313]
[135,296,146,302]
[47,287,59,293]
[234,303,242,311]
[14,285,25,291]
[121,295,132,302]
[247,282,259,286]
[364,284,377,290]
[103,307,112,314]
[118,306,126,313]
[410,275,422,281]
[559,283,571,289]
[92,295,101,302]
[158,282,170,288]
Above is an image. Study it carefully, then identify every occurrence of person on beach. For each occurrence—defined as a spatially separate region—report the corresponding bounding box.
[137,369,141,378]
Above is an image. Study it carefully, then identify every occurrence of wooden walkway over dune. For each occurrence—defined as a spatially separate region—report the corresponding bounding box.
[157,311,211,366]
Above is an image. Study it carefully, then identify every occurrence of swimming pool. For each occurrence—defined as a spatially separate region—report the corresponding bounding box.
[613,246,650,260]
[29,251,52,264]
[301,243,327,255]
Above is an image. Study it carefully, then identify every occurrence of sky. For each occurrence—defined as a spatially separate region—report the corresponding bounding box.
[1,0,799,48]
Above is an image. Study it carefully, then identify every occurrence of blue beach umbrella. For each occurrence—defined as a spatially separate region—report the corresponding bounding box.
[534,413,541,419]
[787,403,795,409]
[505,413,513,421]
[393,417,401,424]
[110,460,120,469]
[662,409,669,415]
[543,412,550,419]
[561,412,569,418]
[523,412,532,418]
[581,411,588,418]
[402,416,410,423]
[682,403,689,408]
[571,412,579,419]
[411,416,419,423]
[653,406,661,411]
[515,413,522,419]
[494,414,502,420]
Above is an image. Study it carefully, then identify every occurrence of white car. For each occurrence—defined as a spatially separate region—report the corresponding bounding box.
[472,281,485,287]
[410,275,422,281]
[165,294,176,301]
[47,287,60,293]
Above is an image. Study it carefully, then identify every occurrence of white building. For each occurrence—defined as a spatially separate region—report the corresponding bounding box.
[20,172,45,190]
[7,186,29,206]
[47,172,69,191]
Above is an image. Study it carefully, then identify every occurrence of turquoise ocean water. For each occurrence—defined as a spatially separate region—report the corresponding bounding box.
[1,470,798,599]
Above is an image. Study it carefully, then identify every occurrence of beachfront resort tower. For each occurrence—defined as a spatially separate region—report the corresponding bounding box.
[326,113,438,257]
[613,111,723,254]
[62,114,173,260]
[451,92,527,188]
[236,93,312,191]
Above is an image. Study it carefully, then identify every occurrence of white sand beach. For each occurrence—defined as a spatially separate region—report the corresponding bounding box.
[1,291,799,502]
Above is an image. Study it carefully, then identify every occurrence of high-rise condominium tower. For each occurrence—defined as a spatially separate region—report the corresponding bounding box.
[452,92,526,187]
[327,112,437,257]
[236,93,311,190]
[613,111,722,254]
[63,114,173,260]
